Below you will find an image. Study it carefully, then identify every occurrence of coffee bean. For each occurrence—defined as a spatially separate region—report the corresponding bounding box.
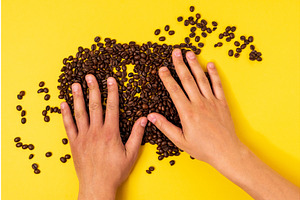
[257,57,262,61]
[229,33,235,39]
[16,105,22,111]
[189,32,196,38]
[53,107,58,112]
[44,116,50,122]
[168,30,175,35]
[158,155,164,160]
[234,53,240,58]
[190,156,195,159]
[250,45,255,50]
[184,20,189,26]
[198,42,204,48]
[154,29,160,35]
[20,91,25,96]
[195,36,200,42]
[164,25,170,31]
[190,27,196,32]
[201,32,207,38]
[240,36,246,41]
[231,26,236,32]
[219,33,224,39]
[149,166,155,171]
[177,16,183,22]
[37,88,44,93]
[39,81,45,87]
[42,110,47,116]
[17,95,22,100]
[212,21,218,26]
[21,110,26,117]
[236,48,242,53]
[190,6,195,12]
[60,157,67,163]
[44,88,49,93]
[45,152,52,157]
[21,118,26,124]
[234,41,240,46]
[146,170,151,174]
[44,94,50,101]
[94,36,101,43]
[217,42,223,47]
[14,137,21,142]
[29,154,34,159]
[225,26,231,32]
[169,160,175,166]
[248,36,254,42]
[16,142,22,147]
[28,144,35,150]
[62,138,68,145]
[34,169,41,174]
[241,44,246,49]
[185,37,190,44]
[196,13,201,19]
[226,37,231,42]
[32,163,38,170]
[65,154,71,159]
[228,50,234,57]
[159,36,166,41]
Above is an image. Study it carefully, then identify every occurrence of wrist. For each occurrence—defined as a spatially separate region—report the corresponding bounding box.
[78,183,117,200]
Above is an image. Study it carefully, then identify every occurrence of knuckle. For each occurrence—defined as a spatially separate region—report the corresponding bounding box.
[200,75,209,84]
[89,101,101,111]
[181,74,193,82]
[167,83,180,93]
[106,101,117,111]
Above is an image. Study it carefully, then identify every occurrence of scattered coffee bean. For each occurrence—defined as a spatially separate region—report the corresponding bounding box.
[231,26,236,32]
[212,21,218,26]
[190,156,195,159]
[190,6,195,12]
[219,33,224,39]
[16,105,22,111]
[146,170,151,174]
[159,36,166,41]
[185,37,190,44]
[17,95,22,100]
[32,163,38,170]
[21,118,26,124]
[44,116,50,122]
[20,91,25,96]
[29,154,34,159]
[217,42,223,47]
[164,25,170,31]
[62,138,68,145]
[60,157,67,163]
[248,36,254,42]
[236,48,242,53]
[250,45,255,50]
[16,142,23,148]
[22,144,28,149]
[149,166,155,171]
[42,110,47,116]
[28,144,35,150]
[201,32,207,38]
[226,37,231,42]
[44,88,49,93]
[234,53,240,58]
[94,36,101,43]
[228,50,234,57]
[241,44,246,49]
[154,29,160,35]
[170,160,175,166]
[196,13,201,19]
[44,94,50,101]
[37,88,44,93]
[14,137,21,142]
[177,16,183,22]
[240,36,246,41]
[45,152,52,157]
[198,42,204,48]
[34,169,41,174]
[39,81,45,87]
[168,30,175,35]
[65,154,71,159]
[234,41,240,46]
[21,110,26,117]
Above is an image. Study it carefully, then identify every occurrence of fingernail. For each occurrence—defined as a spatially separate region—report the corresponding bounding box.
[60,103,65,109]
[140,118,148,127]
[160,67,168,72]
[174,49,181,57]
[187,51,196,59]
[72,84,78,92]
[147,115,157,124]
[107,78,114,86]
[208,63,215,69]
[86,75,93,83]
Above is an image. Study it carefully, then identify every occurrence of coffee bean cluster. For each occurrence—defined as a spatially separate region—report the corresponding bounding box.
[37,81,51,100]
[16,104,27,124]
[14,137,35,150]
[42,105,61,122]
[154,24,176,42]
[146,166,155,174]
[17,90,25,100]
[32,163,41,174]
[60,154,71,163]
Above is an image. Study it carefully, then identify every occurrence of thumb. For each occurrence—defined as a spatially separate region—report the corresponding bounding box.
[147,113,185,148]
[125,117,147,160]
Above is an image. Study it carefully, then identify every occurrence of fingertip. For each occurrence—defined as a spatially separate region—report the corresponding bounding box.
[172,48,182,57]
[186,51,196,60]
[60,102,67,110]
[147,114,157,124]
[85,74,94,83]
[72,83,80,93]
[140,117,148,127]
[207,62,215,70]
[107,77,116,86]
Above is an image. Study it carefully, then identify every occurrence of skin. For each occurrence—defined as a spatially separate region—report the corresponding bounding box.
[61,49,300,200]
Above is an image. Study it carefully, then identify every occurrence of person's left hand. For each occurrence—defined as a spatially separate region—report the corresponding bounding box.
[61,75,147,200]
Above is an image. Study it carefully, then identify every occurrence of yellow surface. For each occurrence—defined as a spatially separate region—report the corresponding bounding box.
[2,0,300,199]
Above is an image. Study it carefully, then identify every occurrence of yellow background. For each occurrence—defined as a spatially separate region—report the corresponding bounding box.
[2,0,300,199]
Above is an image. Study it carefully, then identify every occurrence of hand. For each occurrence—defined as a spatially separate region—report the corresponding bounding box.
[61,75,147,200]
[147,49,242,166]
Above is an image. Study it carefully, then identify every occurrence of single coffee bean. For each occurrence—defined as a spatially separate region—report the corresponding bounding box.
[225,26,231,32]
[94,36,101,43]
[241,44,246,49]
[28,144,35,150]
[32,163,38,170]
[22,144,28,149]
[213,27,217,31]
[231,26,236,32]
[16,105,22,111]
[207,28,212,33]
[39,81,45,87]
[65,154,71,159]
[236,48,242,53]
[159,36,166,41]
[42,110,47,116]
[195,36,200,42]
[43,88,49,93]
[228,50,234,57]
[189,32,196,38]
[29,154,34,159]
[14,137,21,142]
[164,25,170,31]
[168,30,175,35]
[190,156,195,159]
[146,170,151,174]
[190,27,196,32]
[201,32,207,38]
[190,6,195,12]
[250,45,255,50]
[212,21,218,26]
[149,166,155,171]
[229,33,235,39]
[184,20,189,26]
[21,110,26,117]
[198,42,204,48]
[219,33,224,39]
[158,155,164,160]
[234,41,240,46]
[53,107,58,112]
[60,157,67,163]
[240,36,246,41]
[20,91,25,96]
[16,142,23,147]
[234,53,240,58]
[62,138,68,145]
[177,16,183,22]
[37,88,44,93]
[248,36,254,42]
[196,13,201,19]
[45,152,52,157]
[34,169,41,174]
[21,118,26,124]
[257,57,262,61]
[44,94,50,101]
[17,95,23,100]
[169,160,175,166]
[185,37,190,44]
[50,108,54,113]
[154,29,160,35]
[44,116,50,122]
[226,37,231,42]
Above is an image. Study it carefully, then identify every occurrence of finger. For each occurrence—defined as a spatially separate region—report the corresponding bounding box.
[147,113,185,148]
[104,77,119,133]
[186,51,214,99]
[207,62,226,100]
[86,74,103,128]
[159,67,190,115]
[172,49,202,101]
[72,83,89,133]
[125,117,147,160]
[61,102,77,142]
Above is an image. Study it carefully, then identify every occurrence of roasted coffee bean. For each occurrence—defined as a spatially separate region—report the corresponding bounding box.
[45,152,52,157]
[168,30,175,35]
[44,116,50,122]
[50,108,54,113]
[20,91,25,96]
[17,95,22,100]
[149,166,155,171]
[257,57,262,61]
[158,155,164,160]
[32,163,38,170]
[154,29,161,35]
[29,154,34,159]
[198,42,204,48]
[164,25,170,31]
[212,21,218,26]
[21,118,26,124]
[234,41,240,46]
[169,160,175,166]
[16,142,22,148]
[207,28,212,33]
[231,26,236,32]
[226,37,231,42]
[234,53,240,58]
[185,37,190,44]
[28,144,35,150]
[250,45,255,50]
[190,27,196,32]
[184,20,189,26]
[229,33,235,39]
[196,13,201,19]
[195,36,200,42]
[219,33,224,39]
[34,169,41,174]
[39,81,45,87]
[159,36,166,41]
[146,170,151,174]
[225,26,231,32]
[248,36,254,42]
[190,156,195,159]
[201,32,207,38]
[60,157,67,163]
[42,110,47,116]
[43,88,49,93]
[240,36,246,41]
[37,88,44,93]
[217,42,223,47]
[21,110,26,117]
[177,16,183,22]
[228,50,234,57]
[22,144,28,149]
[190,6,195,12]
[44,94,50,101]
[14,137,21,142]
[65,154,71,159]
[16,105,22,111]
[241,44,246,49]
[62,138,68,145]
[236,48,242,53]
[94,36,101,43]
[189,32,196,38]
[53,107,58,112]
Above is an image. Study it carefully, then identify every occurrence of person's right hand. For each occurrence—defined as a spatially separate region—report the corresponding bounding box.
[147,49,244,166]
